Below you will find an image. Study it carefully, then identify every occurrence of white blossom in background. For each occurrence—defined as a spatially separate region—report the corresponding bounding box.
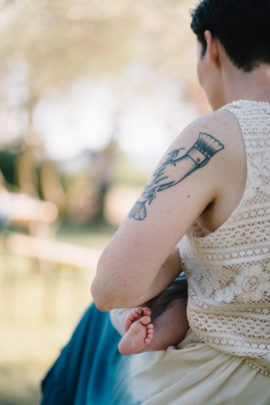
[32,63,198,166]
[33,79,115,160]
[0,59,29,143]
[116,63,198,168]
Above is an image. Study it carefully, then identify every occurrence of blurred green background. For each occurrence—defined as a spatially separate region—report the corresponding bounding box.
[0,0,209,403]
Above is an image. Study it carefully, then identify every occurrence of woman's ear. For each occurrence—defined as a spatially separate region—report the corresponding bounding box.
[204,30,220,67]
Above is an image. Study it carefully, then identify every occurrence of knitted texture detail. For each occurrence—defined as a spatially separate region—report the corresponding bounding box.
[179,100,270,375]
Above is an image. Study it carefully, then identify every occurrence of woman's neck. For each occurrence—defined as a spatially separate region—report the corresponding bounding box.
[222,63,270,106]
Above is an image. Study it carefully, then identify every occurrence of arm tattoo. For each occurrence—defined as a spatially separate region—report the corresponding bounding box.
[129,132,224,221]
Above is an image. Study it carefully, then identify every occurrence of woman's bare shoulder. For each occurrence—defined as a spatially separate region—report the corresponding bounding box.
[180,108,242,145]
[176,108,245,175]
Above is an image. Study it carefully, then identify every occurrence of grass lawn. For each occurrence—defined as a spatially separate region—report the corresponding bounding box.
[0,221,115,405]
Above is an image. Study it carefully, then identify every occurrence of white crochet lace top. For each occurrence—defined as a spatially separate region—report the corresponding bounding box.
[179,100,270,375]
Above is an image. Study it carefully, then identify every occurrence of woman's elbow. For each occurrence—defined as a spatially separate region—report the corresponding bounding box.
[91,262,125,311]
[91,253,147,309]
[91,277,113,312]
[91,253,115,311]
[91,272,143,311]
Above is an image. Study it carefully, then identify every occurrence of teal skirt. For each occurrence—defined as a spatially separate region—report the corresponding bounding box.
[41,304,137,405]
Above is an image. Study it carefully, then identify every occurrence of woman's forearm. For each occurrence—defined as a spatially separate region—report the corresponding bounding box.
[91,246,182,311]
[141,247,182,303]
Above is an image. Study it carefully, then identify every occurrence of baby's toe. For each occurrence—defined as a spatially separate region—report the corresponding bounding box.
[142,307,151,317]
[140,315,151,326]
[134,307,143,316]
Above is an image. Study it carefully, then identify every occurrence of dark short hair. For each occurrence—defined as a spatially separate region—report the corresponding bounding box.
[190,0,270,72]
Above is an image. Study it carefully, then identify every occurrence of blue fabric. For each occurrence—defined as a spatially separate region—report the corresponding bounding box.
[41,304,137,405]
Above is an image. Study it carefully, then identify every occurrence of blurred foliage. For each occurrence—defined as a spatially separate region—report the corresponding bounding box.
[0,148,20,186]
[0,0,201,149]
[0,0,205,223]
[0,0,197,96]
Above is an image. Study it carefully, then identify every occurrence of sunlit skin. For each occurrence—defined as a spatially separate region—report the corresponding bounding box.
[91,29,270,319]
[116,41,270,352]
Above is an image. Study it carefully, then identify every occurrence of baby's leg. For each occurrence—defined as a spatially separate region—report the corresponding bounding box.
[118,298,188,355]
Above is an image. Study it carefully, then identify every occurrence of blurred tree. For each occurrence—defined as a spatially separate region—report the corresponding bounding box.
[39,160,66,212]
[0,148,19,187]
[0,0,204,222]
[0,0,198,146]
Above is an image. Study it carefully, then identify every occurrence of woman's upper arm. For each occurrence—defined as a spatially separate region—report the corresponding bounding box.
[92,113,228,310]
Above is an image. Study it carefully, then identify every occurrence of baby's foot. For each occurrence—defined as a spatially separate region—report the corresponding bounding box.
[118,316,154,355]
[124,307,151,331]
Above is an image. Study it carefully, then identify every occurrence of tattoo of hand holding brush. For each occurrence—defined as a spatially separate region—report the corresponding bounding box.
[129,132,224,221]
